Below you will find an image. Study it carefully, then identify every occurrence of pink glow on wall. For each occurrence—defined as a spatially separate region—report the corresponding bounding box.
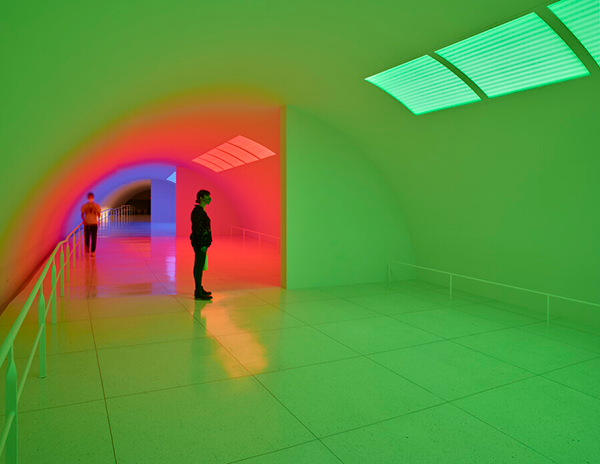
[0,98,281,308]
[192,135,276,172]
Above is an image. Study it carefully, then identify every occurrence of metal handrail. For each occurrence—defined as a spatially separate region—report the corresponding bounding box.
[388,260,600,328]
[229,226,280,251]
[100,204,135,222]
[0,222,85,463]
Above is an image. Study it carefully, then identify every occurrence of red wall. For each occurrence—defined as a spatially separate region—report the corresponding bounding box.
[0,97,281,309]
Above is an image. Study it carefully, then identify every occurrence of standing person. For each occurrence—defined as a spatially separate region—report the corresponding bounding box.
[191,190,213,300]
[81,192,102,257]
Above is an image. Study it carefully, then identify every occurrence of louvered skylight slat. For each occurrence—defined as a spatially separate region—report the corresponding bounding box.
[217,143,259,163]
[207,149,245,167]
[200,153,234,170]
[191,157,224,172]
[365,55,481,115]
[436,13,589,98]
[191,136,275,172]
[549,0,600,66]
[228,136,276,159]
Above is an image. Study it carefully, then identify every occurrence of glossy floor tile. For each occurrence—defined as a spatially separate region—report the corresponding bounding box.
[256,357,444,437]
[107,377,314,464]
[2,226,599,463]
[229,440,342,463]
[370,341,534,401]
[453,377,600,464]
[314,316,443,355]
[453,327,599,374]
[1,401,115,464]
[322,403,554,464]
[215,326,359,374]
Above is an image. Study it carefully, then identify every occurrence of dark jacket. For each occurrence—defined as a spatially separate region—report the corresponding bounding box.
[190,205,212,248]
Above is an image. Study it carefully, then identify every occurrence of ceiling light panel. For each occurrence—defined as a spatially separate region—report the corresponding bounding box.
[549,0,600,67]
[166,172,176,183]
[228,135,276,159]
[217,143,259,163]
[191,136,276,172]
[207,148,245,167]
[200,153,234,170]
[191,157,224,172]
[365,55,481,115]
[436,13,590,98]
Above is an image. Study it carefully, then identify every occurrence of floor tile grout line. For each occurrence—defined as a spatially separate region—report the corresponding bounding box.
[224,439,342,464]
[179,308,333,454]
[512,324,600,354]
[84,264,119,464]
[447,402,562,464]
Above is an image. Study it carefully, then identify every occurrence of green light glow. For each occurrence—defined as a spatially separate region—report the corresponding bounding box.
[549,0,600,67]
[365,55,481,115]
[436,13,590,98]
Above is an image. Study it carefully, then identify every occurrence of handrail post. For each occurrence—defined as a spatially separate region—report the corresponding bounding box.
[66,242,71,282]
[5,346,19,463]
[60,248,65,297]
[72,234,77,267]
[449,274,453,300]
[38,292,47,378]
[51,262,58,324]
[546,295,550,328]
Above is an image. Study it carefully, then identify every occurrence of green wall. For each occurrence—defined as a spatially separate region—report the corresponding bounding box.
[284,107,414,289]
[1,0,598,326]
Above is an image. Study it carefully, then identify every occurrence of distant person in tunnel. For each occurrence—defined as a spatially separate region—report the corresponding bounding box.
[81,192,102,257]
[191,190,213,300]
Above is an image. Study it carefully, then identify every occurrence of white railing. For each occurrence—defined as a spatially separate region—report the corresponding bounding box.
[388,260,600,328]
[229,226,280,251]
[0,222,85,463]
[100,204,135,222]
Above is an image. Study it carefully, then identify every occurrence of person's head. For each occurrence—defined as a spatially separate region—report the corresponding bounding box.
[196,190,211,207]
[87,192,95,203]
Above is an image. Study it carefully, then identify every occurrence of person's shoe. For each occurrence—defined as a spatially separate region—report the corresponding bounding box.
[194,293,212,300]
[202,290,212,296]
[91,252,95,257]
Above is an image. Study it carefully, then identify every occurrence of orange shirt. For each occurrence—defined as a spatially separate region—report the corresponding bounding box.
[81,202,102,225]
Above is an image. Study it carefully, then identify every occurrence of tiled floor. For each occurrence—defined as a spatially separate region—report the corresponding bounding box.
[1,224,599,463]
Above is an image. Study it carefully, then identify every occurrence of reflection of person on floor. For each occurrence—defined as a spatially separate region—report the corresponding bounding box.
[81,192,102,257]
[191,190,213,300]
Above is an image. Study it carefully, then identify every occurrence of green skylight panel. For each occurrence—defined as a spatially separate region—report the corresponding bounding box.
[365,55,481,115]
[549,0,600,66]
[436,13,590,98]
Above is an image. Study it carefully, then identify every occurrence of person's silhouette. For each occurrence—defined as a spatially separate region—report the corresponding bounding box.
[81,192,101,257]
[190,190,213,300]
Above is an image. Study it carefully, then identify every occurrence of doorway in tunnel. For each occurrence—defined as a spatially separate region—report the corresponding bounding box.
[59,104,283,290]
[125,189,151,215]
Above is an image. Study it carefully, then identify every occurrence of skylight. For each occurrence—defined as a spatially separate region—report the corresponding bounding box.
[365,55,481,115]
[166,172,176,183]
[435,13,590,98]
[549,0,600,67]
[192,136,276,172]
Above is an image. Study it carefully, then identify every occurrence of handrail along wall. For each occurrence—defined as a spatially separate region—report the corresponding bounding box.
[1,204,133,463]
[388,260,600,328]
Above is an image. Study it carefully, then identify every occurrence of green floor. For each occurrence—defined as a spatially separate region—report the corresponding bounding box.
[1,235,599,463]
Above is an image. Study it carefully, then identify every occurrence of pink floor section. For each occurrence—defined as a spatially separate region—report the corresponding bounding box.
[1,230,599,464]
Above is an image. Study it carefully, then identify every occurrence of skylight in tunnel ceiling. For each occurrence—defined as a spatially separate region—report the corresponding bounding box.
[435,13,590,98]
[548,0,600,67]
[192,136,276,172]
[166,172,176,183]
[365,55,481,115]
